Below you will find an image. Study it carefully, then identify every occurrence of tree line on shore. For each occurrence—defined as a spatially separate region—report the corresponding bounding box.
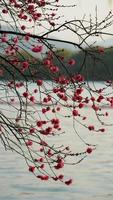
[0,46,113,81]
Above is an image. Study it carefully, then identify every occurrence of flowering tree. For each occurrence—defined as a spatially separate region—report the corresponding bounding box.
[0,0,113,185]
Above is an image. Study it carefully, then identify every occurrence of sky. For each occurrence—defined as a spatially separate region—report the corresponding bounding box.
[1,0,113,47]
[51,0,113,45]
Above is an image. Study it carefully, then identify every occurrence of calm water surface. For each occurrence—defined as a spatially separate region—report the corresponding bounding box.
[1,115,113,200]
[0,82,113,200]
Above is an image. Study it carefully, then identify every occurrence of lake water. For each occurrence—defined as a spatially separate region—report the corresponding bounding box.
[1,82,113,200]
